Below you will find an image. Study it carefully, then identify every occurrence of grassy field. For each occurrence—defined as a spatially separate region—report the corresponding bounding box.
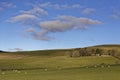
[0,44,120,80]
[0,56,119,70]
[0,65,120,80]
[0,55,119,80]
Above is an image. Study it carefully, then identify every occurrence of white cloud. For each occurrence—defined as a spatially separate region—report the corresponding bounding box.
[40,20,74,32]
[72,4,82,8]
[8,14,37,23]
[32,30,51,41]
[9,48,23,51]
[9,15,101,41]
[7,2,102,41]
[7,6,47,25]
[82,8,95,15]
[110,10,120,20]
[21,7,48,16]
[0,2,16,11]
[25,27,34,32]
[34,15,102,40]
[110,15,120,19]
[57,15,101,25]
[38,2,81,9]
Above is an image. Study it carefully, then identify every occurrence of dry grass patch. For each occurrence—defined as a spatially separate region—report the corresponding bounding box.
[0,54,26,59]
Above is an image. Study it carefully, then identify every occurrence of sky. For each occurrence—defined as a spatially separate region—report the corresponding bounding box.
[0,0,120,51]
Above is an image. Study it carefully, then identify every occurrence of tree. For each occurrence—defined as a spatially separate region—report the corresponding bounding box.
[95,48,103,56]
[79,48,87,56]
[107,49,116,56]
[86,48,93,56]
[72,49,80,57]
[90,48,96,56]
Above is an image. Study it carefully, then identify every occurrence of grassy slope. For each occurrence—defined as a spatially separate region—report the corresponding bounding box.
[0,44,120,80]
[0,56,119,70]
[92,44,120,51]
[1,44,119,56]
[0,65,120,80]
[3,49,71,56]
[0,44,119,70]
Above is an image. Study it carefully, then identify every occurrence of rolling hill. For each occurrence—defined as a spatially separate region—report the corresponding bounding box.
[0,44,120,57]
[94,44,120,47]
[0,44,120,80]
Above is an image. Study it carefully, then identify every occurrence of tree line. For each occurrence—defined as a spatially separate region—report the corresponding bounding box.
[65,48,119,57]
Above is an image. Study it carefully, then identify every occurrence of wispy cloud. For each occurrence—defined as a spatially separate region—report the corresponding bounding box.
[7,14,37,23]
[0,2,16,11]
[31,15,102,41]
[25,27,34,32]
[110,15,120,19]
[7,6,48,24]
[7,2,102,41]
[9,48,23,51]
[110,9,120,20]
[8,14,102,41]
[38,2,82,9]
[32,30,51,41]
[20,7,48,16]
[82,8,95,15]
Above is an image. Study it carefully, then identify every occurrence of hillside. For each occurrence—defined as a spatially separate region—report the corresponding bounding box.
[0,44,120,80]
[0,44,120,57]
[94,44,120,47]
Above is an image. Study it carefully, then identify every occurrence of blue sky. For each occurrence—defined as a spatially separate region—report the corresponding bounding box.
[0,0,120,51]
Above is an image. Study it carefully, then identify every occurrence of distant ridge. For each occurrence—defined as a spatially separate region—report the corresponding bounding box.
[0,44,120,59]
[93,44,120,47]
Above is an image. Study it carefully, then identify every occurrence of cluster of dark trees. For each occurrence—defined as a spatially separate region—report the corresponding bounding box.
[66,48,118,57]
